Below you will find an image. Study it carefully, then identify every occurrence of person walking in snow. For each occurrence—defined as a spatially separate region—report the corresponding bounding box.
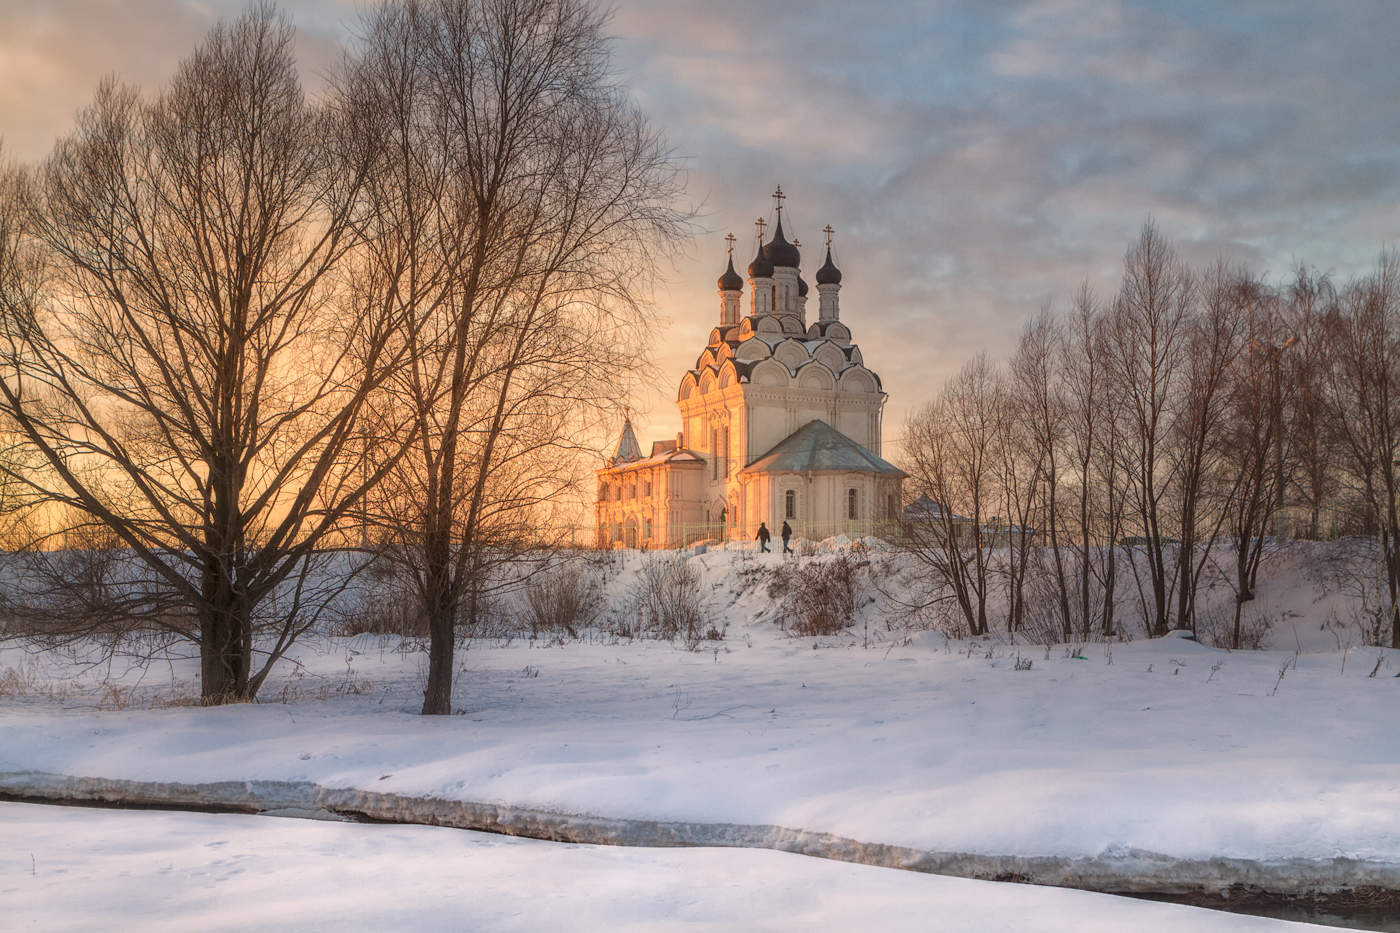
[755,522,771,553]
[781,521,793,554]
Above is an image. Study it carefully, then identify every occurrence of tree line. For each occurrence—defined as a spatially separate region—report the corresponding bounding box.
[0,0,686,710]
[902,222,1400,650]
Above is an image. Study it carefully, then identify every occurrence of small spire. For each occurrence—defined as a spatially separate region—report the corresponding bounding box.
[611,417,642,464]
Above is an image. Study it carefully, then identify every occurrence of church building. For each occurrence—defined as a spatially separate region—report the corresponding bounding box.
[596,189,904,549]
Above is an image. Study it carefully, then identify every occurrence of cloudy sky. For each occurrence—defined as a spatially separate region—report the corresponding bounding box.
[3,0,1398,461]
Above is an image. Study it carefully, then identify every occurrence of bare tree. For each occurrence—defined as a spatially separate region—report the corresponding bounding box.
[0,147,44,553]
[338,0,686,714]
[1167,261,1245,632]
[1324,250,1400,648]
[1282,265,1336,539]
[901,355,1001,636]
[1220,278,1283,648]
[1105,221,1194,636]
[1011,307,1069,637]
[1059,284,1119,637]
[0,6,411,703]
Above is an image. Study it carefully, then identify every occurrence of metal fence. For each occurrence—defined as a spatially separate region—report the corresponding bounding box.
[589,519,902,551]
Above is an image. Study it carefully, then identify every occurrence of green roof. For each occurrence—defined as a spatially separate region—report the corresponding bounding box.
[741,420,905,476]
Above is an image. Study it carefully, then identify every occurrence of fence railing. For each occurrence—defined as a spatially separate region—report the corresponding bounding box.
[592,519,902,551]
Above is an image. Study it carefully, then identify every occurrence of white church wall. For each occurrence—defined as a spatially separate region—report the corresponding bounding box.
[836,408,870,447]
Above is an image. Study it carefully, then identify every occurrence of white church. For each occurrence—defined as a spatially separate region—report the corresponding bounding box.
[596,189,904,549]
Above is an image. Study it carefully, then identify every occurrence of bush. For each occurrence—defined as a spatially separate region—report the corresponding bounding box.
[637,554,706,646]
[783,553,859,636]
[523,563,601,637]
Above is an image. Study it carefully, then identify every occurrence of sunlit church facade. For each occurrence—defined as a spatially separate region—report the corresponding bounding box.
[596,191,904,549]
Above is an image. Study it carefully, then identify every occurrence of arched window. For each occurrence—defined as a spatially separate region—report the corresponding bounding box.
[785,489,796,519]
[847,488,858,520]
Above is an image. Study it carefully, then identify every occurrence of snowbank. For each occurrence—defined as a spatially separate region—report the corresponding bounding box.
[4,802,1337,932]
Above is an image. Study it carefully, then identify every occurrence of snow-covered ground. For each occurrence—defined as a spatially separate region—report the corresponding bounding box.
[0,802,1348,932]
[3,542,1398,930]
[3,626,1398,865]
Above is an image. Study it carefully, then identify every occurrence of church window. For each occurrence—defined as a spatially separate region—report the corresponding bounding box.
[643,479,652,497]
[847,488,858,520]
[785,489,796,519]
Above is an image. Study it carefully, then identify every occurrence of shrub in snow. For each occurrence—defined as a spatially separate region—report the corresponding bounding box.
[782,553,859,637]
[523,564,602,638]
[636,554,705,646]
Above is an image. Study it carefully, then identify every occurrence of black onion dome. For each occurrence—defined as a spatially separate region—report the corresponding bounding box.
[762,216,801,268]
[718,255,744,291]
[815,246,842,285]
[797,276,809,297]
[747,241,774,278]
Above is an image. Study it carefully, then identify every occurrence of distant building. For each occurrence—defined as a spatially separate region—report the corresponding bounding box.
[902,494,1042,548]
[596,190,904,548]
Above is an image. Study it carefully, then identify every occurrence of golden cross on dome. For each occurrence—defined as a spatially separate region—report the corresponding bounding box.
[823,224,835,248]
[725,232,736,257]
[754,217,767,241]
[772,185,786,217]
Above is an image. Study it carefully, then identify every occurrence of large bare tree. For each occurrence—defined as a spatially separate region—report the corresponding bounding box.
[0,6,411,702]
[338,0,685,714]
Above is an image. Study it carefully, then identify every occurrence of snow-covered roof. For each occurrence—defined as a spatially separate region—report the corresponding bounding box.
[599,447,703,474]
[902,493,970,523]
[741,420,905,476]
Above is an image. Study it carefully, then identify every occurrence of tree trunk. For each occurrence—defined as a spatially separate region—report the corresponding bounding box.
[199,560,250,704]
[420,550,457,715]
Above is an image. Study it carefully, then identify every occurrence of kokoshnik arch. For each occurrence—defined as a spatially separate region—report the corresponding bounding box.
[596,188,905,549]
